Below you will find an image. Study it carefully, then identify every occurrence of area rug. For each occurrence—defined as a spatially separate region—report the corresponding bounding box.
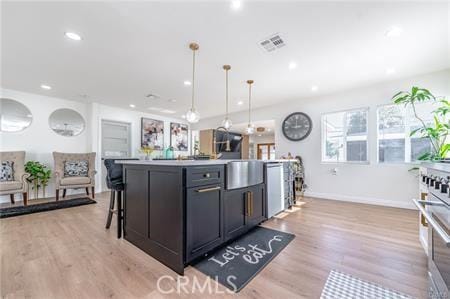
[320,270,413,299]
[193,226,295,292]
[0,197,96,219]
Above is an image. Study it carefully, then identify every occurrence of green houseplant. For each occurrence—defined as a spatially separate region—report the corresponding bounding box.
[392,87,449,161]
[25,161,52,199]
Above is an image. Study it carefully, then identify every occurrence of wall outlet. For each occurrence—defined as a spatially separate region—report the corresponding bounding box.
[331,168,338,175]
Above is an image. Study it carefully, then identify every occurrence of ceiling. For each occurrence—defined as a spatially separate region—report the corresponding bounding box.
[1,1,449,120]
[231,119,275,136]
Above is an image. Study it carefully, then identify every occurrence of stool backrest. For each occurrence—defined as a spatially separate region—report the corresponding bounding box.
[104,158,138,189]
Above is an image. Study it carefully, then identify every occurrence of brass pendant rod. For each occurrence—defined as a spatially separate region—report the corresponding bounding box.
[191,48,196,109]
[247,80,254,124]
[223,65,231,118]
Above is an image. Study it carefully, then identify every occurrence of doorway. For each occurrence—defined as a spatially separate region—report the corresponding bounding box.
[257,143,276,160]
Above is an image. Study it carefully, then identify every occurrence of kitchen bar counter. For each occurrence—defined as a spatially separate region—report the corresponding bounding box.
[119,159,266,274]
[116,159,297,166]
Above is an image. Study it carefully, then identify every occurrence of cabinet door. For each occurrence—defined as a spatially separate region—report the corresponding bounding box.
[224,188,248,241]
[124,167,149,241]
[247,184,266,227]
[186,184,223,262]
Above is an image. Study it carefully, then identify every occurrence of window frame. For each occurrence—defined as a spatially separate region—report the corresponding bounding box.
[321,107,370,164]
[376,103,433,165]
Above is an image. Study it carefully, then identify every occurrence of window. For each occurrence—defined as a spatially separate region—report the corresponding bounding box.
[377,102,434,163]
[322,108,368,163]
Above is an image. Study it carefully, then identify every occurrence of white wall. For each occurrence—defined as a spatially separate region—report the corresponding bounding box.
[0,88,89,202]
[194,69,450,209]
[0,88,189,202]
[89,103,189,192]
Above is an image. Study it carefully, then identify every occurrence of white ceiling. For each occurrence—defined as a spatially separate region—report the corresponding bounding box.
[1,1,449,120]
[231,119,275,136]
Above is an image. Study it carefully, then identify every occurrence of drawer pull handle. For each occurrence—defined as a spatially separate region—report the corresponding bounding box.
[196,186,221,193]
[203,173,211,178]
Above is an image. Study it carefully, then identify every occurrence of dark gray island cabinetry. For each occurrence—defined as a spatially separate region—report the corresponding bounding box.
[119,160,266,275]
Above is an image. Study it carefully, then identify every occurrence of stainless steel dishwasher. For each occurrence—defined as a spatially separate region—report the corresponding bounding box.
[265,162,284,218]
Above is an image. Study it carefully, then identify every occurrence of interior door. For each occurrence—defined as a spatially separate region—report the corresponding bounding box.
[257,143,275,160]
[101,120,132,190]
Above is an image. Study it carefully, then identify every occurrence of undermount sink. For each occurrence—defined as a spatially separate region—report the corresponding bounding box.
[226,160,264,190]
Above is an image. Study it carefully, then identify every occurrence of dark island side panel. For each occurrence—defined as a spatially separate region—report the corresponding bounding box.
[124,165,185,274]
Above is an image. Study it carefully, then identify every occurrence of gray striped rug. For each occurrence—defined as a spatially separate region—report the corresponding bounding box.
[321,270,413,299]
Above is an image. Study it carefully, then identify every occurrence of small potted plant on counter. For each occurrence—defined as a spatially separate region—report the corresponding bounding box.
[139,145,154,160]
[392,87,449,162]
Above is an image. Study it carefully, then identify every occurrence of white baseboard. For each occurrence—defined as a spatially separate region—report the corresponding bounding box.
[303,191,415,210]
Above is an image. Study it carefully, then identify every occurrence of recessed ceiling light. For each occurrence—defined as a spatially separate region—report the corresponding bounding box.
[183,81,192,86]
[267,128,272,132]
[181,115,186,119]
[288,61,297,70]
[237,101,244,105]
[160,109,177,114]
[311,85,318,92]
[168,99,177,103]
[64,31,82,41]
[129,104,136,108]
[231,0,242,10]
[257,134,262,137]
[40,84,52,90]
[385,26,403,38]
[386,68,396,75]
[26,114,33,118]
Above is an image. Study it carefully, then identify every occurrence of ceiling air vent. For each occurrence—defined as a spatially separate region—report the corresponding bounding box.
[259,33,286,52]
[146,93,160,100]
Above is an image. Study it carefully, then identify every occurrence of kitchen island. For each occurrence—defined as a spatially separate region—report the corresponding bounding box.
[116,159,266,275]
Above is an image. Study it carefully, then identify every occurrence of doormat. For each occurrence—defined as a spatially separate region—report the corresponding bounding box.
[0,197,96,218]
[320,270,413,299]
[193,226,295,292]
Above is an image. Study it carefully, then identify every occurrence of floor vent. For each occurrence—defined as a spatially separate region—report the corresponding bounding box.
[259,33,286,52]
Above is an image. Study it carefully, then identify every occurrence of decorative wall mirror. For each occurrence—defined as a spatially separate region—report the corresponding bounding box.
[49,108,85,137]
[0,98,33,132]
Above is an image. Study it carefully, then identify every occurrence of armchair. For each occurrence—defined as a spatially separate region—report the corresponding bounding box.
[53,152,97,201]
[0,151,30,205]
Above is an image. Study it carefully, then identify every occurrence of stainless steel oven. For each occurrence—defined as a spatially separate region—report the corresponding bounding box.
[414,166,450,299]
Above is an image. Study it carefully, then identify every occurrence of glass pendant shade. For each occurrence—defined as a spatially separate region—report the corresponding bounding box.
[222,117,232,129]
[186,108,200,123]
[246,123,255,134]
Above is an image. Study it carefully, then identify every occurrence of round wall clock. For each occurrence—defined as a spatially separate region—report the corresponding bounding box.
[282,112,312,141]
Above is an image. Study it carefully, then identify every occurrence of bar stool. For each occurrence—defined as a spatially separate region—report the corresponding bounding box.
[104,158,137,238]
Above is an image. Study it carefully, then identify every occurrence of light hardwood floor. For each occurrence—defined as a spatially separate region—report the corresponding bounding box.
[1,193,427,298]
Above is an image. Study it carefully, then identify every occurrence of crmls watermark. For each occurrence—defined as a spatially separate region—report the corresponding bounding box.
[157,275,237,294]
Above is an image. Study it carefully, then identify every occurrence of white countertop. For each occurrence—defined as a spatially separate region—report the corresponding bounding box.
[262,159,297,163]
[115,159,297,166]
[115,159,230,166]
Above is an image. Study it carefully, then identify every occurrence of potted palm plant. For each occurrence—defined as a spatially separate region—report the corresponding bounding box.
[392,87,449,161]
[25,161,52,199]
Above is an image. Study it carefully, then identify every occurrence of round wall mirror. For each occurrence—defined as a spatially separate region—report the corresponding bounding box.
[0,98,33,132]
[49,108,85,137]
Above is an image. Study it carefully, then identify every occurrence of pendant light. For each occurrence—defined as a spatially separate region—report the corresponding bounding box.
[185,42,200,123]
[246,80,255,134]
[221,65,232,130]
